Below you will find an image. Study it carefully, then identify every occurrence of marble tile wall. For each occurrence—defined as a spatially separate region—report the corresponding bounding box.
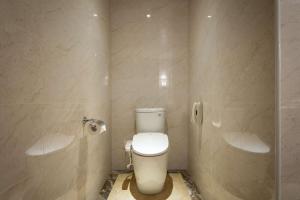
[110,0,189,170]
[278,0,300,199]
[0,0,111,199]
[188,0,275,200]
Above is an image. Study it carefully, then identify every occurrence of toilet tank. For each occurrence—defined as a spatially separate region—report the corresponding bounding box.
[136,108,165,133]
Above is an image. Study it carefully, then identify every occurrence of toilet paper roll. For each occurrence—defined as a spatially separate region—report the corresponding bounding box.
[86,121,107,135]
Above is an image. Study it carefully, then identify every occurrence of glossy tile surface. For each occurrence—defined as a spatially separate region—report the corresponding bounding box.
[279,0,300,199]
[100,170,202,200]
[188,0,275,199]
[110,0,189,170]
[106,173,192,200]
[0,0,111,199]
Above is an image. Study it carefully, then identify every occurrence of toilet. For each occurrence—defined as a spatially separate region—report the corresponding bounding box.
[131,108,169,194]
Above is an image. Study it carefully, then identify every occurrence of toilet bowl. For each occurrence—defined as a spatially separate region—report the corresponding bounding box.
[130,108,169,194]
[132,132,169,194]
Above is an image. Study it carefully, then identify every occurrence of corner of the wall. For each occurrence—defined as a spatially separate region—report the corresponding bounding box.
[274,0,281,199]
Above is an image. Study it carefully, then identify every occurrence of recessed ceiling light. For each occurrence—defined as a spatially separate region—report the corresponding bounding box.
[146,14,151,18]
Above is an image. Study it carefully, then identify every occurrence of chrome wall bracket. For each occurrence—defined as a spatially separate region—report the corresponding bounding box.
[82,116,107,134]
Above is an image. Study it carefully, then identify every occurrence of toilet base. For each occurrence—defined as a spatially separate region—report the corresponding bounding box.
[132,152,168,194]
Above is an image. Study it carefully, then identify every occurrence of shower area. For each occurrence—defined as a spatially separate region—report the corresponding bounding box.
[0,0,298,200]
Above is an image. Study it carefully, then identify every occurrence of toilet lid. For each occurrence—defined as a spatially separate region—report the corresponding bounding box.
[132,132,169,156]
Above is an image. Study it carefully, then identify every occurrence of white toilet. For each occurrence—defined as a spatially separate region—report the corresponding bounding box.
[131,108,169,194]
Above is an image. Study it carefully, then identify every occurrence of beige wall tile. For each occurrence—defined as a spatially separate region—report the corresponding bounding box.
[111,0,189,170]
[279,0,300,199]
[0,0,111,199]
[189,0,275,199]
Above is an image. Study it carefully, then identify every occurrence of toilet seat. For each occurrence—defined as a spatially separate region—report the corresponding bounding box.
[132,132,169,156]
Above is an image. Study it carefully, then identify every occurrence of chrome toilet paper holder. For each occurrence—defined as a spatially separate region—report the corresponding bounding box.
[82,116,107,134]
